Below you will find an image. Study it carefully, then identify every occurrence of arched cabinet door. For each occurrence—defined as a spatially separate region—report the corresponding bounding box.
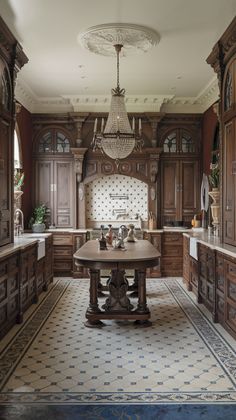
[0,57,13,246]
[33,128,75,228]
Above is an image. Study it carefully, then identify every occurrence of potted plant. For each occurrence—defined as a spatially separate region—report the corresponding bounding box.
[29,204,47,233]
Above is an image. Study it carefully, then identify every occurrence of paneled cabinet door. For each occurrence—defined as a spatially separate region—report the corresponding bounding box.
[180,160,199,224]
[161,159,199,225]
[53,160,74,227]
[223,119,236,245]
[0,117,12,246]
[34,160,54,219]
[161,160,178,223]
[34,159,74,228]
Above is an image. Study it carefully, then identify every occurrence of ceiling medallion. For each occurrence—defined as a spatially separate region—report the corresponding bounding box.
[78,23,160,56]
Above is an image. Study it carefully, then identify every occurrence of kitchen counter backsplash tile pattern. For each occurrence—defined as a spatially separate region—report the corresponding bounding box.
[86,175,148,222]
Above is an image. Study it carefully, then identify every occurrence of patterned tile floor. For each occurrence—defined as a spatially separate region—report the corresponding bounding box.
[0,277,236,404]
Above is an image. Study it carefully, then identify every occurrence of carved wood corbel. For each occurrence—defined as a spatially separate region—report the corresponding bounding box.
[71,148,88,183]
[145,113,165,147]
[69,113,89,147]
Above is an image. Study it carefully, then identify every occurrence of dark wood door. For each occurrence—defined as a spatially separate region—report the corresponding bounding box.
[161,159,199,226]
[34,159,74,228]
[223,119,235,245]
[54,160,74,227]
[34,160,54,213]
[161,160,178,224]
[180,160,199,224]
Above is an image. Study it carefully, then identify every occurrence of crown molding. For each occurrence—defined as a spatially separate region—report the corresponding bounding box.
[15,76,220,114]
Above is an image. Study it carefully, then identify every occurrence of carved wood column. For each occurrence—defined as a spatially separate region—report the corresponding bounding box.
[146,148,162,229]
[71,148,88,228]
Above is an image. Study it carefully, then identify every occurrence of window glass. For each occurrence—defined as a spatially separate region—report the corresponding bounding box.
[181,131,195,153]
[38,132,53,153]
[56,131,70,153]
[163,131,177,153]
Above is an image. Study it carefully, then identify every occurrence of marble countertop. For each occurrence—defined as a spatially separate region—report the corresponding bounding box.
[0,237,39,259]
[183,230,236,259]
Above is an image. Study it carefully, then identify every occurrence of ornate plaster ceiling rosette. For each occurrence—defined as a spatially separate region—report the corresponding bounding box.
[78,23,160,56]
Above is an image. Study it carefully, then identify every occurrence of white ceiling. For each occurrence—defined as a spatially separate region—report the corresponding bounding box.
[1,0,236,113]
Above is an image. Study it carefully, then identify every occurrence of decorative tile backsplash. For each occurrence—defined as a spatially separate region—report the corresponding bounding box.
[86,175,148,224]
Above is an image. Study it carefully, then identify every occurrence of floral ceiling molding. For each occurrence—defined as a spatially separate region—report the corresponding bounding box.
[78,23,160,57]
[15,76,219,114]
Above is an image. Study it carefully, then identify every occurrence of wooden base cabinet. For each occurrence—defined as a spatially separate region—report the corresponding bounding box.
[198,244,216,319]
[215,252,225,323]
[0,237,54,339]
[52,233,73,276]
[19,244,37,317]
[183,235,190,288]
[73,233,88,278]
[189,256,198,296]
[143,232,161,277]
[162,232,183,277]
[224,256,236,337]
[0,252,20,338]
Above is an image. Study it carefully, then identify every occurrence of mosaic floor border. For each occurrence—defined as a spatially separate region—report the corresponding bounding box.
[0,278,236,405]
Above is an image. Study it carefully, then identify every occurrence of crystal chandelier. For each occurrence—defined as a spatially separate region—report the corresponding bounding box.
[92,44,143,162]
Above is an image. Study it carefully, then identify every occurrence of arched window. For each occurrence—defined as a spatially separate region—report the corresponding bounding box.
[14,127,22,170]
[14,126,24,192]
[36,129,71,154]
[163,128,196,154]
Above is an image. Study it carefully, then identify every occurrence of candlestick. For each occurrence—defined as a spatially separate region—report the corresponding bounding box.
[132,117,135,131]
[93,118,98,133]
[138,118,142,133]
[101,118,104,132]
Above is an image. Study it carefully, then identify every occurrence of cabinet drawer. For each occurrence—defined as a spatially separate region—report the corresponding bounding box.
[53,246,72,258]
[53,234,73,246]
[162,244,182,257]
[225,260,236,282]
[54,261,72,271]
[163,233,183,245]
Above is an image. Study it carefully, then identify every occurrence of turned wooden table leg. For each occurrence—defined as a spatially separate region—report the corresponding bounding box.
[135,269,152,327]
[85,269,104,328]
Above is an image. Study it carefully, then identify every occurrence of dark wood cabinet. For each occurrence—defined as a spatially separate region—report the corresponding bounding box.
[0,236,53,339]
[198,243,216,318]
[161,159,200,226]
[224,256,236,337]
[159,125,201,227]
[36,235,53,296]
[215,252,225,323]
[207,17,236,246]
[0,251,20,338]
[19,244,37,316]
[143,231,161,277]
[72,232,89,278]
[162,232,183,276]
[34,158,75,228]
[52,232,73,275]
[189,255,198,296]
[223,117,236,244]
[33,127,75,228]
[0,17,27,247]
[183,235,190,288]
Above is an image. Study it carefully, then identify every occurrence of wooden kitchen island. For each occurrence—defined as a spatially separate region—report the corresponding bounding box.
[73,239,160,327]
